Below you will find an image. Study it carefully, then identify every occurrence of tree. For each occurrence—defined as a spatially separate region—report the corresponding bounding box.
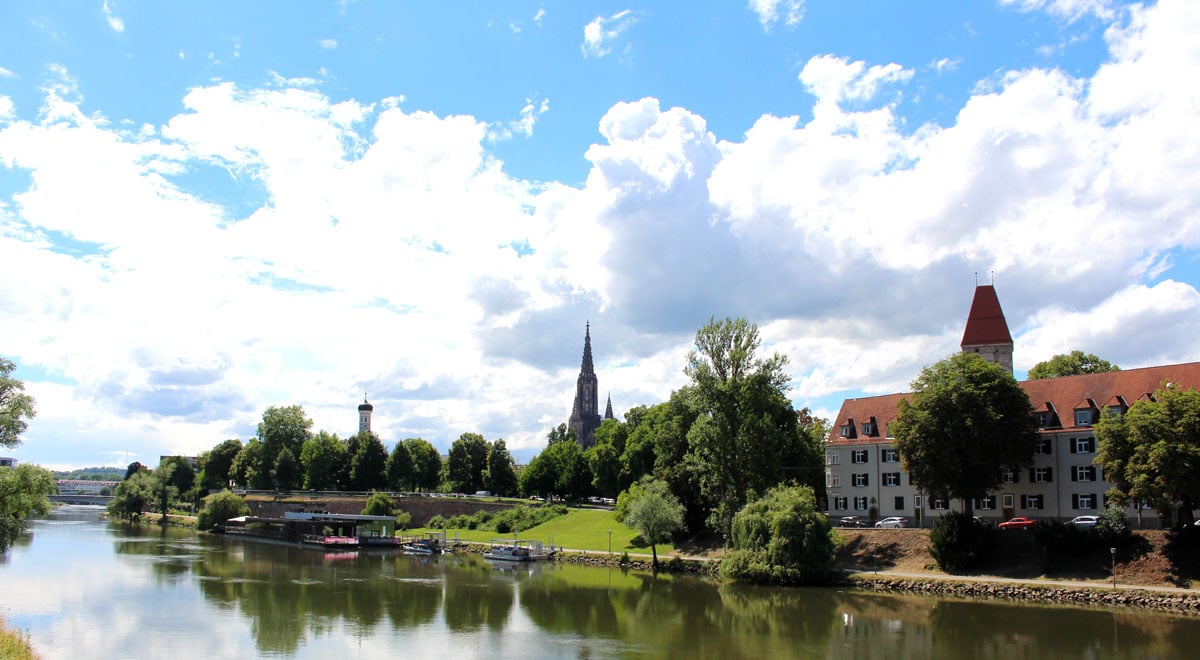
[446,433,489,493]
[0,463,56,552]
[153,458,195,522]
[404,438,442,492]
[108,468,157,521]
[0,358,36,448]
[361,491,397,517]
[196,490,249,532]
[720,485,837,584]
[1095,384,1200,527]
[893,352,1040,517]
[484,439,518,497]
[349,433,388,491]
[386,440,414,491]
[300,431,348,490]
[257,405,313,486]
[199,439,243,491]
[1028,351,1119,379]
[231,439,271,489]
[586,442,621,499]
[683,317,799,540]
[273,447,301,491]
[124,461,146,481]
[622,477,685,570]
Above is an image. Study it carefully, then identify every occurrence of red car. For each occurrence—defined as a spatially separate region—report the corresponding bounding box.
[998,516,1037,530]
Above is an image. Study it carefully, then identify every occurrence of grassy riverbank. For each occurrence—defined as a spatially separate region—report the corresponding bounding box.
[0,616,39,660]
[411,508,680,555]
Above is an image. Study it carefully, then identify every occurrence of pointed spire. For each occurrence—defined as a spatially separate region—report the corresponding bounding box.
[581,321,595,375]
[604,393,614,420]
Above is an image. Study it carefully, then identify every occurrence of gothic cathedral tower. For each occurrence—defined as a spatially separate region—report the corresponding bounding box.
[568,323,602,448]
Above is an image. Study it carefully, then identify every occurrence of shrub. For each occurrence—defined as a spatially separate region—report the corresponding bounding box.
[426,515,447,529]
[361,492,396,517]
[929,512,994,572]
[196,490,249,532]
[394,511,412,531]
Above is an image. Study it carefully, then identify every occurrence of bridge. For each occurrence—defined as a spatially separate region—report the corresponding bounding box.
[50,494,114,505]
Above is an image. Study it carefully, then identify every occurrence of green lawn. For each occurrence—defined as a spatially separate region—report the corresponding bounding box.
[411,508,676,555]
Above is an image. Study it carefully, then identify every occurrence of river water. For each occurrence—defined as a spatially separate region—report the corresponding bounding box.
[1,506,1197,659]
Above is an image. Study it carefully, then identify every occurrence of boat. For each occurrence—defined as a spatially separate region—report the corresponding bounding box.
[483,539,551,562]
[400,532,446,555]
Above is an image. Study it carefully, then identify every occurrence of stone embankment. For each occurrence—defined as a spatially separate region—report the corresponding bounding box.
[851,576,1200,614]
[552,550,716,575]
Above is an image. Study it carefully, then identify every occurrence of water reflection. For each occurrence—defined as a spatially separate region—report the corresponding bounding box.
[2,508,1199,659]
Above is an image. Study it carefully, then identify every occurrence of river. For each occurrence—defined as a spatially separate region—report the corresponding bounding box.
[1,506,1197,659]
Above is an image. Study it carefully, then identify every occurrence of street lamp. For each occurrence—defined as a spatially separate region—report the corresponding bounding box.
[608,529,612,555]
[1110,547,1117,588]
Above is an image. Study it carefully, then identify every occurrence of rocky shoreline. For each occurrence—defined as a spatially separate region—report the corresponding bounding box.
[849,575,1200,614]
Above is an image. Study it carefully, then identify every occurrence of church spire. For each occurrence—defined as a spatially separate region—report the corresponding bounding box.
[568,322,601,448]
[581,321,595,374]
[604,393,614,420]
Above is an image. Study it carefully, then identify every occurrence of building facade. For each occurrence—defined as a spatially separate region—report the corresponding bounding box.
[825,285,1183,527]
[568,323,614,448]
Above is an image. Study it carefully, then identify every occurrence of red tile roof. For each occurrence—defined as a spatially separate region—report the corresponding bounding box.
[960,285,1013,347]
[827,361,1200,445]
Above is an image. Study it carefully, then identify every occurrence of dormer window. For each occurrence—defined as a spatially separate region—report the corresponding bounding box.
[1105,405,1125,419]
[860,421,876,436]
[1074,409,1095,427]
[1035,412,1051,428]
[839,419,856,438]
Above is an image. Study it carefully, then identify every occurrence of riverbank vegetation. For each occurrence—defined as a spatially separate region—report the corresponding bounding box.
[0,617,39,660]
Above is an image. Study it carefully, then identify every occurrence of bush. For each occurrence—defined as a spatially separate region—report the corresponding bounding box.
[394,511,412,531]
[196,490,249,532]
[435,505,568,533]
[929,512,994,572]
[361,492,396,517]
[426,515,447,529]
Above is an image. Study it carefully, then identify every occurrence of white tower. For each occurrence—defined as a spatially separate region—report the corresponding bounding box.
[358,395,373,434]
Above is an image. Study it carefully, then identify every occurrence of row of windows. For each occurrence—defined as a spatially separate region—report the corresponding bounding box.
[840,407,1123,440]
[834,465,1101,489]
[832,493,1100,512]
[831,439,1095,465]
[834,493,1101,512]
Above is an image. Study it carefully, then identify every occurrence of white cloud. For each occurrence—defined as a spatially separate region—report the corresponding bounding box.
[581,10,638,59]
[748,0,806,29]
[102,0,125,33]
[0,66,16,79]
[999,0,1115,22]
[488,96,550,142]
[932,57,962,74]
[5,0,1200,469]
[318,38,338,49]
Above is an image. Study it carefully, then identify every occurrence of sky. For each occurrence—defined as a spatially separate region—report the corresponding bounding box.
[3,0,1200,470]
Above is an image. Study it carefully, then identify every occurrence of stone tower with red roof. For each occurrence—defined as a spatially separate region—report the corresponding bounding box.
[960,284,1014,375]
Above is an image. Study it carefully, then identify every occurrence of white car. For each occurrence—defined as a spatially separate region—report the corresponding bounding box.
[1068,515,1100,528]
[875,516,906,529]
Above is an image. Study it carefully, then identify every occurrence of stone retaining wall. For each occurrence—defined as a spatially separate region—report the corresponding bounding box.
[851,576,1200,614]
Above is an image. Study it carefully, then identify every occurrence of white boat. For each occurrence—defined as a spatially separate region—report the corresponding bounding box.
[483,539,550,562]
[401,540,442,555]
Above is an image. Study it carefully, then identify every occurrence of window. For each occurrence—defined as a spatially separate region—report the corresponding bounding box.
[894,496,905,510]
[1073,494,1097,510]
[1021,494,1044,510]
[976,495,996,510]
[1105,406,1125,419]
[883,472,901,487]
[833,497,848,511]
[1075,409,1094,426]
[931,497,947,510]
[840,424,853,438]
[1035,438,1052,455]
[828,450,840,465]
[861,422,876,436]
[852,473,869,487]
[1035,412,1051,428]
[829,473,840,488]
[1071,466,1097,482]
[851,449,869,464]
[1002,493,1015,508]
[914,495,924,509]
[1071,437,1095,454]
[853,496,869,511]
[1002,469,1019,484]
[1031,467,1053,483]
[881,448,899,463]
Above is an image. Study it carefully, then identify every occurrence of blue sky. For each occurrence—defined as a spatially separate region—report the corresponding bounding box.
[3,0,1200,469]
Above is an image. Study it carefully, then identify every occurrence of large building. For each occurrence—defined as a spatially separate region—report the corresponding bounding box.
[567,323,614,448]
[825,285,1188,528]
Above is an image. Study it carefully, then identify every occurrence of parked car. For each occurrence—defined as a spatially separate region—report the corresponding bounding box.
[998,516,1037,530]
[875,516,906,529]
[839,516,868,528]
[973,516,994,528]
[1067,515,1100,528]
